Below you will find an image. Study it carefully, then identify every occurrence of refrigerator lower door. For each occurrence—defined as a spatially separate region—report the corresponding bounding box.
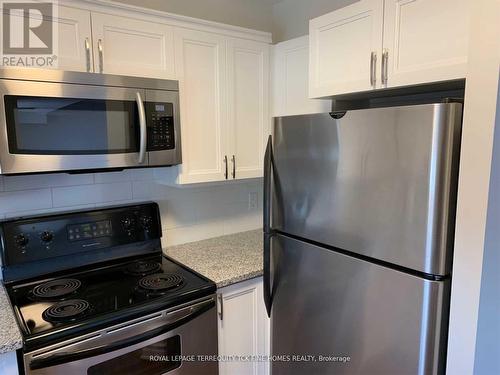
[271,103,462,276]
[270,234,450,375]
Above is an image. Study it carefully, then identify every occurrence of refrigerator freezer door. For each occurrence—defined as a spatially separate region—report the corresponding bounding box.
[270,234,450,375]
[272,103,462,276]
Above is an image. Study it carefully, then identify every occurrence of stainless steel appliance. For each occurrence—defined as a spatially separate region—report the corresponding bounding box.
[264,102,462,374]
[0,68,181,174]
[1,203,217,374]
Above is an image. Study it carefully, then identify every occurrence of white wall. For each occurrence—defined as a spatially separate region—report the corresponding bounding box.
[473,81,500,375]
[112,0,274,33]
[272,0,356,42]
[446,0,500,373]
[0,168,262,248]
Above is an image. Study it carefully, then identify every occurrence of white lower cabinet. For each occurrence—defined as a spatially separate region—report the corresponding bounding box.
[0,351,18,375]
[217,277,270,375]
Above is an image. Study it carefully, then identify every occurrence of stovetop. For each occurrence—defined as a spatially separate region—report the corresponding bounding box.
[6,254,216,351]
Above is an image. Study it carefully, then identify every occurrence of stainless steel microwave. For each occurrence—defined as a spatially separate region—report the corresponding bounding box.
[0,68,181,174]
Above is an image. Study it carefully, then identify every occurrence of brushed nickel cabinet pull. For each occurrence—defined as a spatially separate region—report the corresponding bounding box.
[231,155,235,179]
[97,39,104,73]
[85,38,91,72]
[370,51,377,88]
[382,49,389,85]
[218,294,223,320]
[224,155,228,179]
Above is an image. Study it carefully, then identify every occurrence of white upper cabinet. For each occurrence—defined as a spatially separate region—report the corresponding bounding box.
[172,30,271,185]
[56,6,93,72]
[310,0,470,97]
[5,5,92,72]
[91,12,175,78]
[227,39,270,180]
[309,0,384,97]
[174,28,228,184]
[382,0,470,88]
[272,36,331,116]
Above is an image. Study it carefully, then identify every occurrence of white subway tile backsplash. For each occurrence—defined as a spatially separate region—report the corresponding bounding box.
[0,189,52,214]
[132,180,164,200]
[3,173,94,191]
[162,220,224,247]
[52,182,133,207]
[4,204,96,219]
[157,189,200,229]
[223,202,261,235]
[0,169,262,246]
[94,170,134,184]
[131,168,155,181]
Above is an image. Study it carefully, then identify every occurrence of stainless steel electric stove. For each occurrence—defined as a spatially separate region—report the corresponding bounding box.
[0,202,218,374]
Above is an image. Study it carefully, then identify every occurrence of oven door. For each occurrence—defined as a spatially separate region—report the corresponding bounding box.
[25,297,218,375]
[0,79,148,174]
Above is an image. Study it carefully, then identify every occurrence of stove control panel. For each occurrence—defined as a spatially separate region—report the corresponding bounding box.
[0,202,161,268]
[67,220,112,242]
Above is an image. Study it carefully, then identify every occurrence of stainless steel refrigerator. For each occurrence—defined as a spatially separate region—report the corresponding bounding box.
[263,102,462,375]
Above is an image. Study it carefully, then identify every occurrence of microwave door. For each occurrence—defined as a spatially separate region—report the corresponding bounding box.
[0,79,146,174]
[145,89,181,167]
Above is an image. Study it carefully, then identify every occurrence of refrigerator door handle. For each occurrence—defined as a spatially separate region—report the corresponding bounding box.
[263,135,273,317]
[263,232,272,317]
[264,135,272,234]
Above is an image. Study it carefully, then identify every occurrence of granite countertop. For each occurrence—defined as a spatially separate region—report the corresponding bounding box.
[165,229,263,288]
[0,284,23,354]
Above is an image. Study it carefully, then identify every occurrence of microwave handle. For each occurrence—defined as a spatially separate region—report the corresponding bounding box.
[136,92,147,164]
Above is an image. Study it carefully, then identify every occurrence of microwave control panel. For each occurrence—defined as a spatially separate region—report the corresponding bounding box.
[146,102,175,151]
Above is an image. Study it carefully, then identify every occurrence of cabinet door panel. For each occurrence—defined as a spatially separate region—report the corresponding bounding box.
[91,12,175,78]
[3,5,92,72]
[227,39,270,180]
[272,36,331,116]
[174,28,228,183]
[383,0,470,87]
[309,0,384,97]
[57,6,92,72]
[218,278,269,375]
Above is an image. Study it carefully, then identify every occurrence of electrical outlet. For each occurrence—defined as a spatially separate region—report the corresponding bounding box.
[248,192,258,209]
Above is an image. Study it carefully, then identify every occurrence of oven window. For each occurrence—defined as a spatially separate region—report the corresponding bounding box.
[4,95,139,154]
[87,335,181,375]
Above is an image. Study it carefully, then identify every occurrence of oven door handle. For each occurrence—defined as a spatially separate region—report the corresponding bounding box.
[30,299,215,370]
[136,91,147,164]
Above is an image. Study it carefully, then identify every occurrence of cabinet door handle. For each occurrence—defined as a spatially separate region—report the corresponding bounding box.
[231,155,235,179]
[97,39,104,73]
[85,38,91,72]
[224,155,228,179]
[370,51,377,88]
[218,294,223,320]
[381,49,389,85]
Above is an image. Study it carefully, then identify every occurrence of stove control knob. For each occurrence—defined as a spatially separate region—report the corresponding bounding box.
[15,234,29,247]
[121,216,135,231]
[40,231,53,243]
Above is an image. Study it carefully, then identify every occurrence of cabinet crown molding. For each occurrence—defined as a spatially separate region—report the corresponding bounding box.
[60,0,272,43]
